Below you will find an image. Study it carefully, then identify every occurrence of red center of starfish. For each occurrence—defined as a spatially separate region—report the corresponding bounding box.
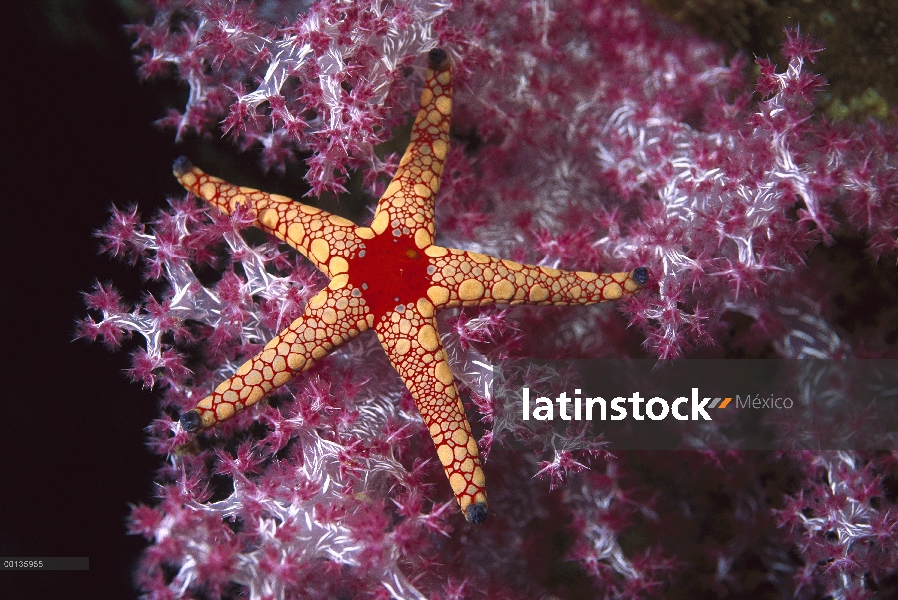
[347,233,431,320]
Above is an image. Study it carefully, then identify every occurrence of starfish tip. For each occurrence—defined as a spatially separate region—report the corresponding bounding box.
[180,409,201,433]
[173,156,193,177]
[465,502,488,524]
[632,267,649,285]
[428,48,449,71]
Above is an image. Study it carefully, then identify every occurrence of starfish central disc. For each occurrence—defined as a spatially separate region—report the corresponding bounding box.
[349,233,431,320]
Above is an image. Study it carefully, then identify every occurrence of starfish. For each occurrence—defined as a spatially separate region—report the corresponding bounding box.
[173,49,648,524]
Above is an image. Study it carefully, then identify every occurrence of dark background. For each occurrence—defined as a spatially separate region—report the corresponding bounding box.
[3,2,180,596]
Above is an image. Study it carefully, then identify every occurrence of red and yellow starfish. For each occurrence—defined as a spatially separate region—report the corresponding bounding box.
[174,49,648,524]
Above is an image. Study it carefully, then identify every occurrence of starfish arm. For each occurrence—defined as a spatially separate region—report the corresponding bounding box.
[374,301,488,524]
[181,281,372,431]
[369,49,452,249]
[173,157,363,277]
[422,246,649,308]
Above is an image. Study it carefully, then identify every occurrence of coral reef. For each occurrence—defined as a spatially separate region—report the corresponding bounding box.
[80,0,897,597]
